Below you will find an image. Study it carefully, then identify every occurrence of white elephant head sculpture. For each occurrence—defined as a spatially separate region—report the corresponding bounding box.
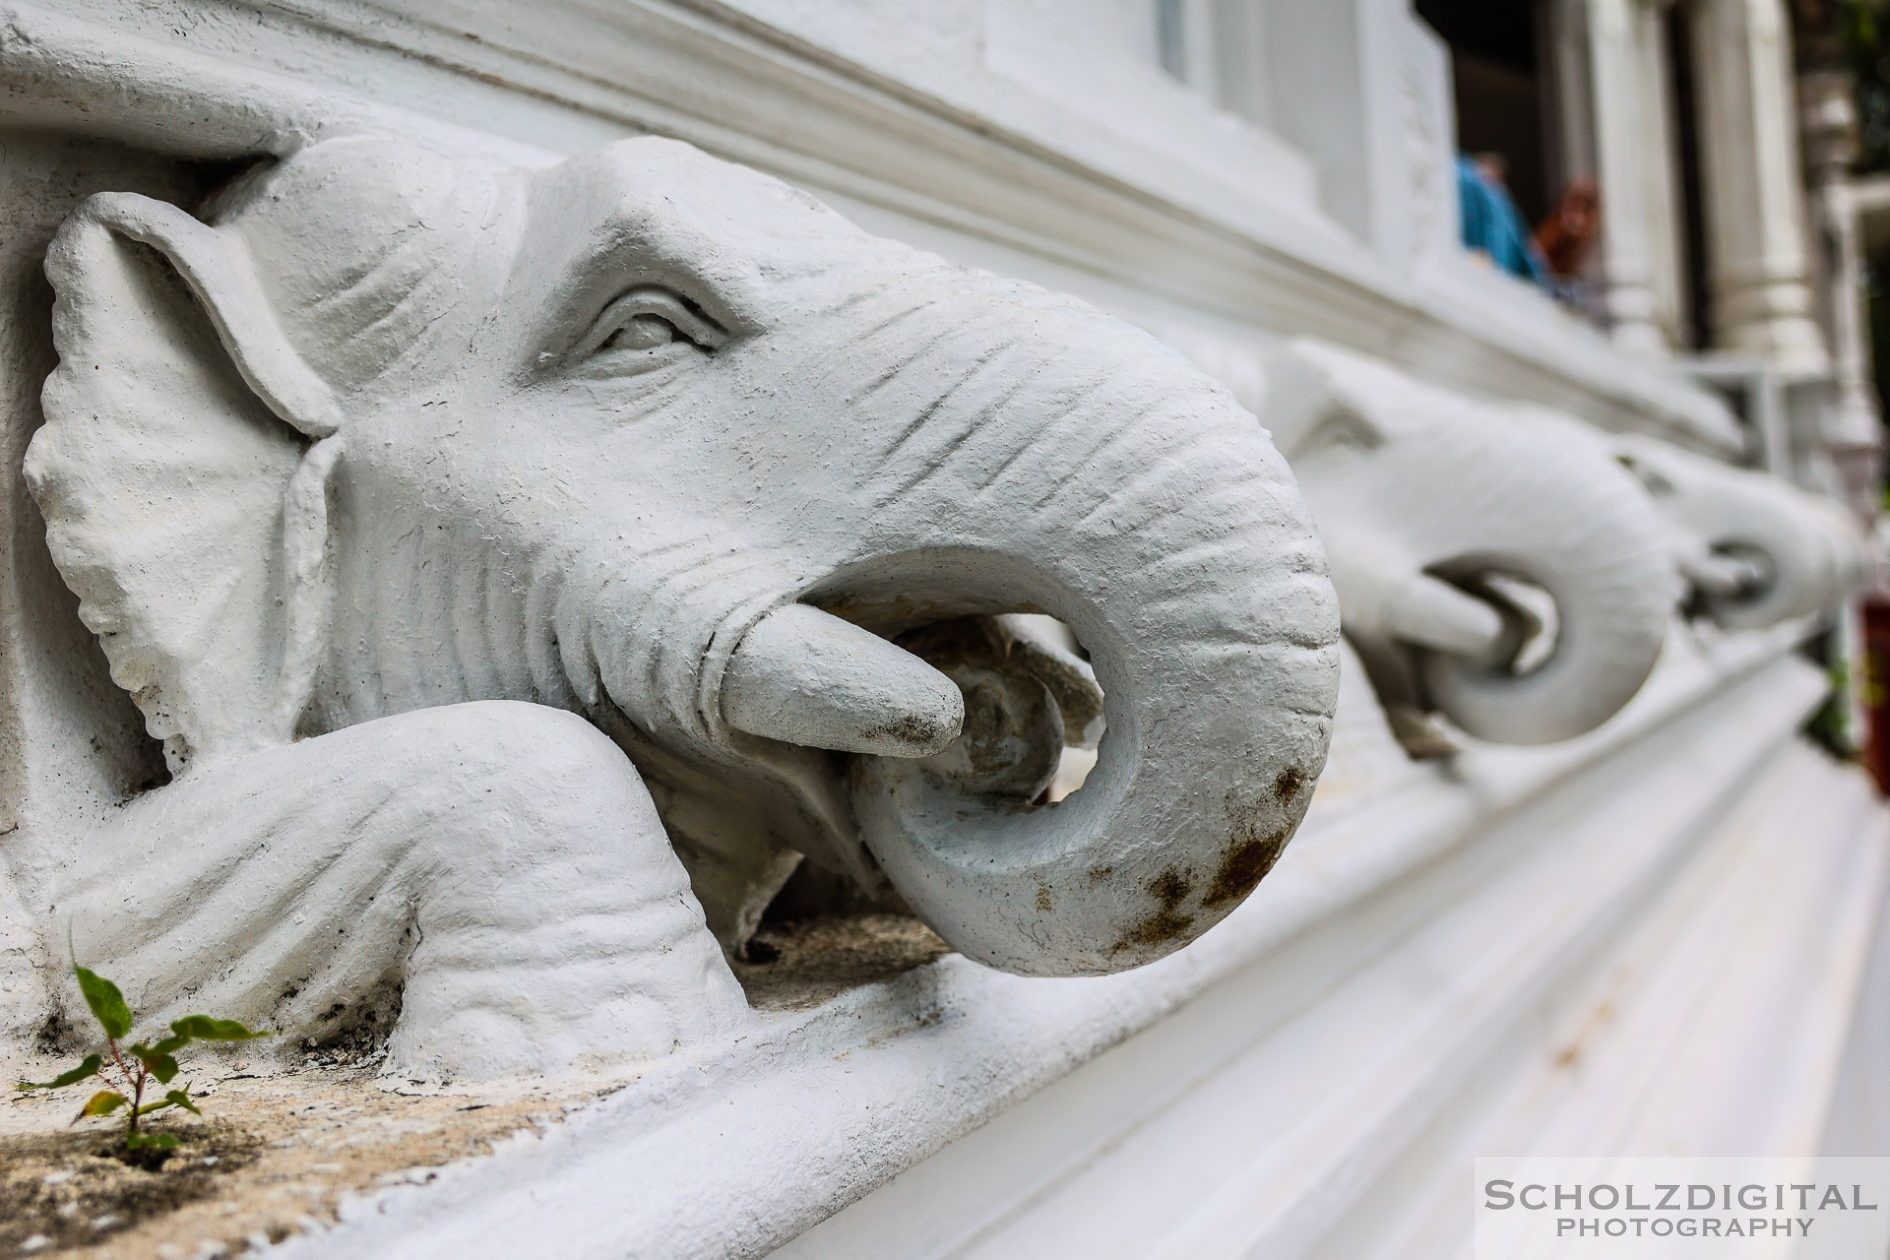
[26,134,1341,990]
[1611,435,1864,629]
[1804,497,1874,601]
[1252,341,1673,756]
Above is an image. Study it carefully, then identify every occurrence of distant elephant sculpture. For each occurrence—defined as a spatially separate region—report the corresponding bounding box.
[1610,435,1864,628]
[23,135,1340,1077]
[1803,497,1873,601]
[1245,341,1674,757]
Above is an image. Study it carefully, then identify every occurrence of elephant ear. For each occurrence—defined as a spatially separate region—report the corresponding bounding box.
[1255,341,1391,459]
[25,191,344,774]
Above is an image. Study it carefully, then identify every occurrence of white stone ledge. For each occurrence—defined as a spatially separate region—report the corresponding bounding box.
[1,0,1742,454]
[266,626,1813,1260]
[1311,742,1889,1256]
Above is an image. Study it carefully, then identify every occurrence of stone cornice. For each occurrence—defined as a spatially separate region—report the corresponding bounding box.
[0,0,1745,452]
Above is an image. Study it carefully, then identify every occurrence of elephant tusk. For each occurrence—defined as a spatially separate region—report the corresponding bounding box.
[1383,574,1508,662]
[721,604,965,757]
[1680,549,1762,599]
[991,613,1105,751]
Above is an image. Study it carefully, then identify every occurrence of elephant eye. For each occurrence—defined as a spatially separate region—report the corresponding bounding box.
[1617,454,1676,497]
[605,316,677,352]
[569,286,727,369]
[1302,409,1381,456]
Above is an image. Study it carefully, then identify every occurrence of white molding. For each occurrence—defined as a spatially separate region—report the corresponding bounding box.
[1321,741,1888,1256]
[0,0,1744,453]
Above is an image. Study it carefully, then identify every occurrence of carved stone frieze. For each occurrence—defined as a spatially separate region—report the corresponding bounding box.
[18,134,1343,1076]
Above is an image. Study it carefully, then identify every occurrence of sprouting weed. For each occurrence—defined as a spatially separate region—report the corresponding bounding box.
[15,953,267,1158]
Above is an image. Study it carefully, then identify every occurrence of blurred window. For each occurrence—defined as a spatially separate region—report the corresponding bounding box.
[1153,0,1275,128]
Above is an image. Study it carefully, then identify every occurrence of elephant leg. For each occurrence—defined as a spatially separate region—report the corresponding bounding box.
[50,701,748,1080]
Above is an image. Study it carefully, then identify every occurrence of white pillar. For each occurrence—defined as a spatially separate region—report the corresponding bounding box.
[1799,63,1885,526]
[1690,0,1830,375]
[1543,0,1686,353]
[1590,0,1666,351]
[1633,0,1691,346]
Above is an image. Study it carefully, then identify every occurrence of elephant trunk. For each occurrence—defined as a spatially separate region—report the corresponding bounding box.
[1614,437,1839,629]
[1690,482,1834,629]
[1400,416,1674,746]
[733,310,1341,976]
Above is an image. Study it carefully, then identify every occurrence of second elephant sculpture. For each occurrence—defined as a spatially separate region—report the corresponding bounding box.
[1251,341,1676,757]
[1610,434,1868,628]
[21,134,1342,1077]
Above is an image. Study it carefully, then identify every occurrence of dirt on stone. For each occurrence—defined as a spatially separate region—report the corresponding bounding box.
[0,1056,612,1259]
[733,912,951,1010]
[0,913,953,1256]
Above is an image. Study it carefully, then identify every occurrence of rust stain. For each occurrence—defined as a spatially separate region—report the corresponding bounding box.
[862,715,948,748]
[1147,866,1191,908]
[1205,789,1296,910]
[1549,998,1619,1072]
[1106,769,1312,955]
[1273,764,1306,803]
[1112,907,1196,954]
[1204,828,1288,910]
[1035,883,1053,913]
[1111,866,1197,954]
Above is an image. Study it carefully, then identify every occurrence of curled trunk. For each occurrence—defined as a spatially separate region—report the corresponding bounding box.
[732,316,1342,975]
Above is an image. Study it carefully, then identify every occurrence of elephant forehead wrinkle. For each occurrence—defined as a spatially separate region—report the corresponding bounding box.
[220,142,518,397]
[522,156,885,338]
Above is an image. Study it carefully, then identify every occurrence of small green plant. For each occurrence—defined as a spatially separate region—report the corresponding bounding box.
[15,955,267,1156]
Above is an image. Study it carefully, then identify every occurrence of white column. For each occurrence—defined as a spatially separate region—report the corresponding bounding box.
[1634,0,1691,346]
[1690,0,1830,375]
[1589,0,1667,351]
[1799,63,1885,525]
[1544,0,1685,353]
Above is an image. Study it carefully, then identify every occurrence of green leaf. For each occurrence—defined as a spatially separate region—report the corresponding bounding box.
[128,1044,180,1084]
[134,1087,199,1119]
[17,1054,102,1091]
[168,1015,268,1042]
[146,1034,191,1057]
[72,964,132,1040]
[74,1089,127,1121]
[124,1132,180,1153]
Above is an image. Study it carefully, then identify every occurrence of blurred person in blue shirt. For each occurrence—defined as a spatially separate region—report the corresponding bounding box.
[1456,152,1552,290]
